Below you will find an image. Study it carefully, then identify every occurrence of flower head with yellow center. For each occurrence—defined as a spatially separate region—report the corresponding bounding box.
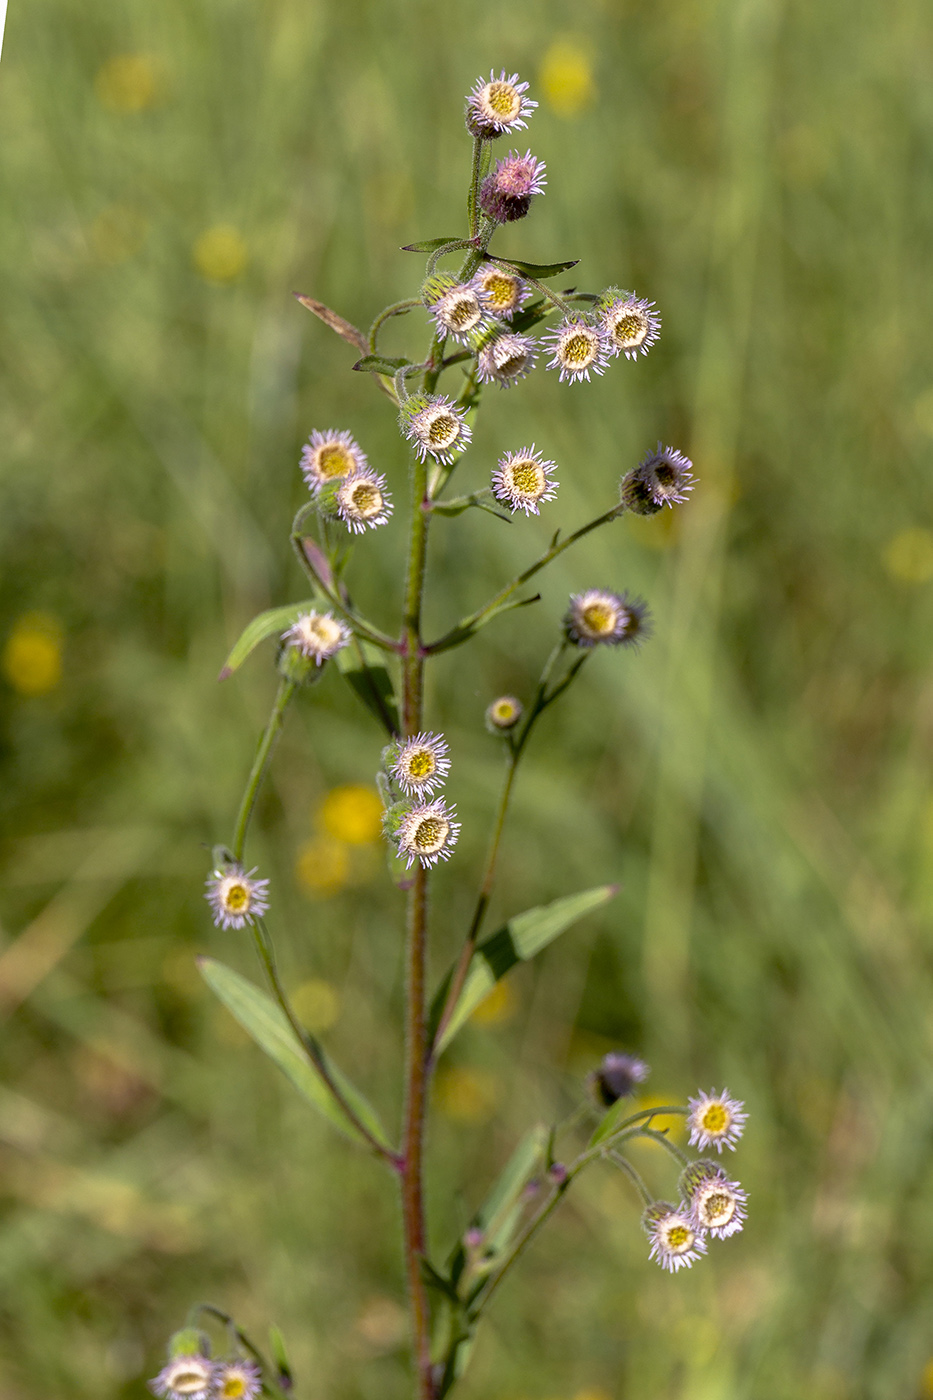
[477,332,538,388]
[686,1088,747,1153]
[622,443,695,516]
[336,468,393,534]
[214,1359,262,1400]
[300,429,368,494]
[205,864,270,930]
[681,1160,748,1240]
[565,589,650,648]
[388,731,451,797]
[485,695,523,732]
[465,70,537,139]
[394,798,461,870]
[642,1201,707,1273]
[597,288,661,360]
[543,316,609,384]
[426,277,492,344]
[471,267,528,320]
[282,610,352,666]
[400,394,472,465]
[149,1354,216,1400]
[492,446,559,516]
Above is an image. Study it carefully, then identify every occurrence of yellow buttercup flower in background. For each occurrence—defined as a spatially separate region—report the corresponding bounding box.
[883,528,933,584]
[2,614,63,696]
[94,54,161,113]
[295,836,350,897]
[470,979,516,1027]
[291,978,340,1033]
[319,785,383,845]
[434,1066,500,1123]
[539,41,595,118]
[192,225,248,284]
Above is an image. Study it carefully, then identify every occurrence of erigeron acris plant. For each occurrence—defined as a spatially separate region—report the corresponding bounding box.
[151,67,748,1400]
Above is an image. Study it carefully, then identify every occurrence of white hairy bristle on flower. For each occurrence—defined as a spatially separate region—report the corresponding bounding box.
[430,283,490,343]
[204,864,270,931]
[599,291,661,359]
[643,1202,707,1273]
[472,267,528,319]
[492,446,559,515]
[149,1355,216,1400]
[401,395,472,465]
[389,731,451,797]
[300,429,368,493]
[282,610,352,665]
[543,317,610,383]
[394,798,461,869]
[477,332,538,387]
[336,468,393,533]
[565,589,649,648]
[213,1359,262,1400]
[686,1088,748,1153]
[686,1164,748,1240]
[466,69,537,138]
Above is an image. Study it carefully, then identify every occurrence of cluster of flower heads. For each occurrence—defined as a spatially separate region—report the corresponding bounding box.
[383,732,460,869]
[644,1087,749,1272]
[301,429,393,535]
[150,1343,261,1400]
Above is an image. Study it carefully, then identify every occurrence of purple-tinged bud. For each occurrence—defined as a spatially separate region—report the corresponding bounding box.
[592,1051,650,1106]
[548,1161,569,1186]
[464,1227,484,1251]
[478,150,546,223]
[621,444,695,516]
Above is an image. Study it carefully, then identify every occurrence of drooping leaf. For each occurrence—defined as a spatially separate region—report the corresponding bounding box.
[431,885,618,1054]
[218,602,316,680]
[198,958,392,1150]
[488,256,580,279]
[352,354,413,374]
[425,592,541,656]
[335,637,400,736]
[401,237,469,253]
[293,293,368,353]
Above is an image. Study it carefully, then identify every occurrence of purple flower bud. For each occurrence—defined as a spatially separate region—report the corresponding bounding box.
[478,150,546,223]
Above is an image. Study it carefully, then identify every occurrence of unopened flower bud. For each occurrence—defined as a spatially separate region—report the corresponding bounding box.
[591,1051,650,1106]
[478,150,546,223]
[621,444,694,515]
[548,1161,568,1186]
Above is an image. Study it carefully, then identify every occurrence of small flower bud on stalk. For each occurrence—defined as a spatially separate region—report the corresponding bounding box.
[478,150,547,223]
[485,695,523,733]
[621,444,695,515]
[591,1051,650,1106]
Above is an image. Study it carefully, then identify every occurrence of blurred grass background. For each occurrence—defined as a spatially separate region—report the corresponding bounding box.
[2,0,933,1396]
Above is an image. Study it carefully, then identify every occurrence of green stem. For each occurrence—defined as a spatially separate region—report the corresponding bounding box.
[607,1151,653,1206]
[638,1125,691,1167]
[425,504,625,654]
[472,1179,570,1318]
[232,679,295,863]
[467,136,485,237]
[488,260,576,317]
[370,299,422,352]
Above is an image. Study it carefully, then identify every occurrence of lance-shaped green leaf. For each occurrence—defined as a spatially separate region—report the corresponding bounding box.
[351,354,414,374]
[425,592,541,655]
[431,885,618,1054]
[401,236,470,253]
[471,1122,549,1255]
[198,958,392,1150]
[335,637,400,737]
[218,602,317,680]
[488,256,579,279]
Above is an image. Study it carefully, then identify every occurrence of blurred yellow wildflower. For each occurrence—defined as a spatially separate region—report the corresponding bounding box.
[295,837,350,897]
[2,614,63,696]
[632,1095,686,1142]
[319,785,383,844]
[434,1066,500,1123]
[921,1358,933,1396]
[539,41,595,118]
[470,978,516,1027]
[90,205,148,265]
[291,978,340,1032]
[883,528,933,583]
[192,226,248,284]
[94,54,161,113]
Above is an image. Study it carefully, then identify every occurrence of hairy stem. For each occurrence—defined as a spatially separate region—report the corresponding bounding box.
[232,679,295,863]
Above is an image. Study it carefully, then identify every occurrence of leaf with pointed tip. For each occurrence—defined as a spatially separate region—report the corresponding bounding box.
[401,237,468,253]
[335,638,400,737]
[198,957,391,1150]
[425,592,541,655]
[218,602,316,680]
[293,293,368,353]
[352,354,413,374]
[431,885,618,1054]
[490,256,580,279]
